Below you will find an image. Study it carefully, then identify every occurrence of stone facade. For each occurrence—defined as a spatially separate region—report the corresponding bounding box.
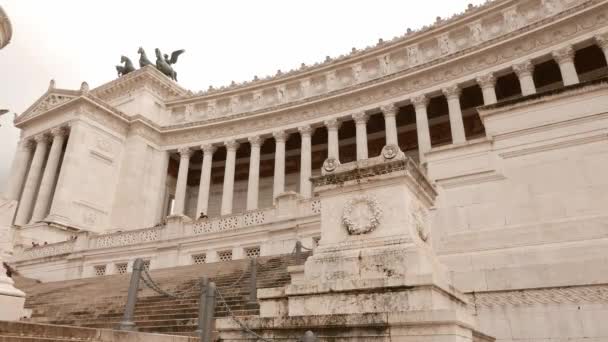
[2,0,608,340]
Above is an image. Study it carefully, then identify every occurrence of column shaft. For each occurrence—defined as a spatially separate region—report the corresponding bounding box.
[31,128,67,223]
[5,140,34,201]
[14,135,50,226]
[381,105,399,146]
[553,46,579,86]
[324,119,341,160]
[597,35,608,65]
[299,126,313,198]
[477,73,497,105]
[513,60,536,96]
[273,131,287,201]
[412,95,431,162]
[246,137,262,210]
[442,85,466,144]
[221,141,239,215]
[352,113,369,160]
[173,148,191,216]
[196,145,215,217]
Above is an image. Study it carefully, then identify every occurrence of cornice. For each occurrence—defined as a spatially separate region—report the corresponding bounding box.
[91,66,187,102]
[167,0,512,104]
[160,0,600,132]
[159,1,608,145]
[164,0,590,112]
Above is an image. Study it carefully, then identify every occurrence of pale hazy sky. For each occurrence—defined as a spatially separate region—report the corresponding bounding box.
[0,0,484,192]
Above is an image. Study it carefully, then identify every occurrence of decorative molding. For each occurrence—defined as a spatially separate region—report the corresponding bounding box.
[469,284,608,308]
[411,95,429,108]
[202,144,216,155]
[381,104,398,117]
[272,130,288,142]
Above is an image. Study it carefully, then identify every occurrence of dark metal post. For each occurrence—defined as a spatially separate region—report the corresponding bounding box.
[295,240,302,262]
[201,282,216,342]
[118,258,144,331]
[248,258,257,304]
[196,277,209,337]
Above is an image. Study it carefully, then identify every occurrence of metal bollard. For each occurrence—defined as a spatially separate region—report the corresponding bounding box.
[201,282,216,342]
[248,258,257,304]
[118,258,144,331]
[196,277,209,337]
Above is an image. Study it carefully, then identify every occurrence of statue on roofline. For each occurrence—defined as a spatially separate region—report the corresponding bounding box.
[114,47,186,82]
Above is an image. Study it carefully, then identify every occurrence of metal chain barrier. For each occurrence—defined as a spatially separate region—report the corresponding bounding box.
[216,287,276,342]
[140,267,200,299]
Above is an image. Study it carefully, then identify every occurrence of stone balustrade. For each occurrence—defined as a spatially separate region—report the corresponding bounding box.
[17,240,75,260]
[13,198,321,262]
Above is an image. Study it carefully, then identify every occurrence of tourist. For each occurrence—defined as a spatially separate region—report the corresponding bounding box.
[199,212,208,219]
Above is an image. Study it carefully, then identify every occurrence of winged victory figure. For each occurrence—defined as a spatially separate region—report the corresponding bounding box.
[155,48,185,81]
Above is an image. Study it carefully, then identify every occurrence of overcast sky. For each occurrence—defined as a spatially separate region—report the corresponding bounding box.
[0,0,484,193]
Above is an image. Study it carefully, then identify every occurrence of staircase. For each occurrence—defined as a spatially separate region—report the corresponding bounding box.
[0,321,197,341]
[14,253,308,336]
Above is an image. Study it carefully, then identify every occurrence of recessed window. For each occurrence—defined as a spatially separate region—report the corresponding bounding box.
[94,265,106,276]
[245,247,260,259]
[192,253,207,264]
[115,263,128,274]
[218,250,233,262]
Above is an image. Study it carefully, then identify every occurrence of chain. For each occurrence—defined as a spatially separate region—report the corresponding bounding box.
[140,268,200,299]
[216,287,277,342]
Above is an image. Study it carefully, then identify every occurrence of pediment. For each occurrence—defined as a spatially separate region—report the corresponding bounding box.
[15,90,79,124]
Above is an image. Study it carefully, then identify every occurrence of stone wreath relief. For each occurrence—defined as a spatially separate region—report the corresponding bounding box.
[341,195,383,235]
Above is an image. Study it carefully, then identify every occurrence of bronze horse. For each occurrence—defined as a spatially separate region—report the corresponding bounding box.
[155,48,185,81]
[115,55,135,77]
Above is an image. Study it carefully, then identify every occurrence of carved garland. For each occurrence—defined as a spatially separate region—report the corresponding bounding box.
[342,195,383,235]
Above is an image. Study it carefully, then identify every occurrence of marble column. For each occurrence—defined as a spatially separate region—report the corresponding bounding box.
[14,134,50,226]
[596,35,608,65]
[30,127,67,223]
[5,140,34,201]
[173,147,192,216]
[246,136,263,210]
[221,140,239,215]
[442,85,467,144]
[352,112,369,160]
[325,119,341,160]
[196,145,215,217]
[298,125,313,198]
[381,104,399,146]
[273,131,288,200]
[477,73,497,105]
[513,60,536,96]
[553,46,579,86]
[412,95,431,162]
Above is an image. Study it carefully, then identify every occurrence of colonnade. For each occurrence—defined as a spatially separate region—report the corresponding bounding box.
[7,126,69,226]
[170,42,601,219]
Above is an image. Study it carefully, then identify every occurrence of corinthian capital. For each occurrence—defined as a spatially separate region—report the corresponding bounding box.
[476,73,496,89]
[513,60,534,77]
[34,133,50,144]
[201,144,216,155]
[324,118,341,131]
[50,126,68,138]
[411,95,429,108]
[596,34,608,49]
[178,147,192,158]
[272,130,288,143]
[248,135,264,147]
[224,140,240,151]
[298,125,314,137]
[19,139,35,151]
[381,104,398,117]
[552,46,575,64]
[442,84,461,99]
[352,112,368,124]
